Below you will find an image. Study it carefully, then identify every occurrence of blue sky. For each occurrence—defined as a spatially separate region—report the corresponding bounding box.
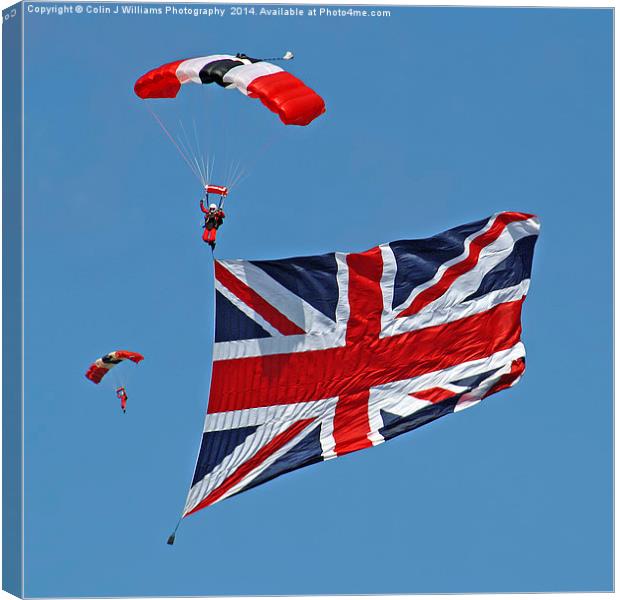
[21,4,611,596]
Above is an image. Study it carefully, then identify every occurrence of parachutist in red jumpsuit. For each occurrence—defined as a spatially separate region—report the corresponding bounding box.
[116,387,128,413]
[200,199,225,250]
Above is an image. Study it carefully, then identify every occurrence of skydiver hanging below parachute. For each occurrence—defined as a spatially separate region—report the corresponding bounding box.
[116,387,128,413]
[200,185,227,250]
[135,51,325,254]
[85,350,144,413]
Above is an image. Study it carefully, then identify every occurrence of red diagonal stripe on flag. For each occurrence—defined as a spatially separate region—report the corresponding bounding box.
[215,262,305,336]
[398,212,533,318]
[185,417,315,515]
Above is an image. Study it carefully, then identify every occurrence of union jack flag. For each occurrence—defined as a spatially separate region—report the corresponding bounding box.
[183,212,540,518]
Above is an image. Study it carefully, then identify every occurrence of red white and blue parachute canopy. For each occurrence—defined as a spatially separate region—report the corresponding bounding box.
[85,350,144,384]
[134,53,326,126]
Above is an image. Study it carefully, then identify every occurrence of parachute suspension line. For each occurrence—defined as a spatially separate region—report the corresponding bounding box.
[192,119,206,178]
[192,119,209,189]
[226,160,242,191]
[179,120,206,186]
[222,162,231,189]
[225,159,236,187]
[228,162,247,191]
[202,154,209,187]
[202,150,210,186]
[231,162,244,189]
[174,125,200,181]
[201,81,232,191]
[186,120,207,185]
[146,105,204,186]
[175,131,203,186]
[210,156,216,188]
[202,129,213,190]
[221,83,240,188]
[206,155,212,186]
[201,77,217,184]
[227,131,281,192]
[204,156,211,186]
